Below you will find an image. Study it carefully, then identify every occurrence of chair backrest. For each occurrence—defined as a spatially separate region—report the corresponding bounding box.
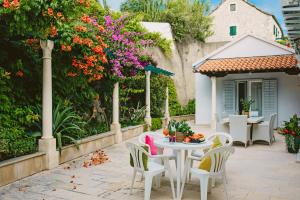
[204,146,234,175]
[126,142,150,172]
[229,115,248,141]
[138,132,163,145]
[207,132,233,147]
[269,113,277,136]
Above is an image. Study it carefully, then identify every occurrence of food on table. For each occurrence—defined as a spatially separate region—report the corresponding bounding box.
[190,133,205,143]
[163,128,169,136]
[184,137,191,143]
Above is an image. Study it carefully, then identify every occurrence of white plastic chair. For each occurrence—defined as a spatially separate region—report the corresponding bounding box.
[138,132,177,161]
[126,142,176,200]
[215,113,229,133]
[180,146,234,200]
[229,115,251,147]
[252,113,277,145]
[189,132,233,182]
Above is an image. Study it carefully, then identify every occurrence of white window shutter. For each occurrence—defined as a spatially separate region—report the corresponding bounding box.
[223,80,236,115]
[263,79,278,125]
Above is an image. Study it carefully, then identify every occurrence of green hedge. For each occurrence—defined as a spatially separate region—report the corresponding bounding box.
[0,127,37,161]
[151,118,163,131]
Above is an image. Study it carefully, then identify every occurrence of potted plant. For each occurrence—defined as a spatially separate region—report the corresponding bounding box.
[240,98,255,117]
[167,120,177,142]
[175,121,193,142]
[279,114,300,153]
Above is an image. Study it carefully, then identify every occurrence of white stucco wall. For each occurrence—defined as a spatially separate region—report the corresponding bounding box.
[206,0,283,43]
[211,36,294,59]
[142,22,227,104]
[195,72,300,127]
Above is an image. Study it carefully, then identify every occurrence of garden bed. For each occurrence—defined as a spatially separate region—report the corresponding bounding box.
[60,124,145,164]
[0,152,46,187]
[171,114,195,122]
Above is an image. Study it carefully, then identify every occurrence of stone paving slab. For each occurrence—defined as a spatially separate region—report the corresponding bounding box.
[0,124,300,200]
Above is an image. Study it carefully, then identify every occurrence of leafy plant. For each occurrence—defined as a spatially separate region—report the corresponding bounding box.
[121,0,213,42]
[0,127,37,161]
[240,99,255,112]
[279,114,300,153]
[34,100,86,153]
[151,118,163,131]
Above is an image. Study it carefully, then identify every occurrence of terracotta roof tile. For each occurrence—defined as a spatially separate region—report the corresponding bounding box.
[194,55,299,76]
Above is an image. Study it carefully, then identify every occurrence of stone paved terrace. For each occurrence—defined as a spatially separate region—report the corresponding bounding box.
[0,123,300,200]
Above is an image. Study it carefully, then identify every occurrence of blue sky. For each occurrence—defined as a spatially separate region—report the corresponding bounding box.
[103,0,285,34]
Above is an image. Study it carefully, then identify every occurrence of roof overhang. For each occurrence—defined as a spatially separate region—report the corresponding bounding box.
[194,54,300,77]
[144,65,174,76]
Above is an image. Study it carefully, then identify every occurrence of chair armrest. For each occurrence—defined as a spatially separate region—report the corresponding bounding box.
[149,154,174,159]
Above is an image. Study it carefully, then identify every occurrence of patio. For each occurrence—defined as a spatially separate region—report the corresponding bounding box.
[1,122,299,200]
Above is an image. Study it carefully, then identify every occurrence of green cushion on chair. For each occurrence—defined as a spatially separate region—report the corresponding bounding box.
[130,145,149,171]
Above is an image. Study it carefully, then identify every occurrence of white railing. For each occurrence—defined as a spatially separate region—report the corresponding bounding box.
[282,0,300,8]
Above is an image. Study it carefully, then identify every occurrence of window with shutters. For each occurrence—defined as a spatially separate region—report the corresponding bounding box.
[230,4,236,11]
[223,79,277,120]
[230,26,237,36]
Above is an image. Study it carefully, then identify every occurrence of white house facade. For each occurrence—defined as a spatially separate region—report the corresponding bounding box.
[194,35,300,128]
[207,0,283,43]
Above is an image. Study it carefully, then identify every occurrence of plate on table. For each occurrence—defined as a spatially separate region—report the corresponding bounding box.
[183,140,205,145]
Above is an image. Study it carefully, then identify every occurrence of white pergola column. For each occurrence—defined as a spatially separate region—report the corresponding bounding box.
[38,40,59,169]
[211,76,217,131]
[111,82,122,144]
[163,86,170,127]
[144,71,152,128]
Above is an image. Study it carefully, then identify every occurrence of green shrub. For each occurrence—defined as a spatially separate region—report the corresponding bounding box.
[151,118,162,131]
[0,127,37,161]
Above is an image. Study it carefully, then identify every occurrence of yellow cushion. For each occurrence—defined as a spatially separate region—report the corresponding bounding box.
[199,136,222,172]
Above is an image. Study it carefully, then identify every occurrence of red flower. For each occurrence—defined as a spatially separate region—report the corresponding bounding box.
[73,36,82,44]
[61,44,72,52]
[16,70,24,77]
[57,12,63,18]
[48,8,54,16]
[283,129,289,134]
[49,25,58,37]
[291,131,296,136]
[67,72,78,77]
[81,15,91,23]
[3,0,10,8]
[75,26,87,32]
[92,46,104,55]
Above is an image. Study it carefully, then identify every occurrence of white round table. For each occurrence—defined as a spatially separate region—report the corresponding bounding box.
[154,136,212,199]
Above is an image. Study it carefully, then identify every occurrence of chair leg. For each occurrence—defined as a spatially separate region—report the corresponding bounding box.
[180,158,191,200]
[222,174,229,200]
[199,174,209,200]
[211,177,215,187]
[224,167,228,184]
[144,175,153,200]
[164,159,176,200]
[130,169,137,194]
[155,174,161,188]
[188,159,193,182]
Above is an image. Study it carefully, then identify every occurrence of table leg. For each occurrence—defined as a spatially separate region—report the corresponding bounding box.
[176,150,182,199]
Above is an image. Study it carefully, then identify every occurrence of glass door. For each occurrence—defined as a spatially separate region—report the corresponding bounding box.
[237,81,248,114]
[249,81,263,116]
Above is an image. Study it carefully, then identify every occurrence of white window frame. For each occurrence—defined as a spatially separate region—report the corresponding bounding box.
[230,3,236,11]
[235,79,263,114]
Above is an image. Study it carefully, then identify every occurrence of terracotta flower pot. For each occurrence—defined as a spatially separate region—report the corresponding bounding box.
[176,132,185,142]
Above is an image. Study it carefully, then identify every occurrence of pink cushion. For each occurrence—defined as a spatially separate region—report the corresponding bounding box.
[145,135,157,155]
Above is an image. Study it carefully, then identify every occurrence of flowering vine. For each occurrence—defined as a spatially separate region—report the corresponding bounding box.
[103,15,154,78]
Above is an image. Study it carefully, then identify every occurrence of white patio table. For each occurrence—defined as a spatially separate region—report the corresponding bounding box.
[221,116,264,124]
[221,116,264,143]
[154,136,212,199]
